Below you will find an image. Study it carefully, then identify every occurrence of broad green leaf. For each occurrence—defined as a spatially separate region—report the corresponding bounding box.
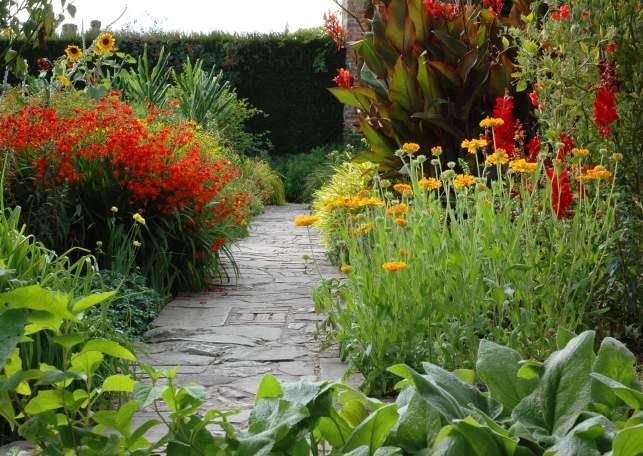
[422,362,487,413]
[103,374,135,393]
[70,351,104,377]
[341,404,399,454]
[477,339,537,412]
[384,0,410,55]
[72,291,116,314]
[517,360,544,380]
[353,38,387,77]
[388,388,441,452]
[0,285,74,320]
[389,56,420,113]
[52,334,87,350]
[0,309,28,371]
[389,364,464,420]
[82,339,136,361]
[432,30,467,58]
[24,389,64,414]
[613,424,643,456]
[591,374,643,410]
[452,417,513,456]
[255,374,283,403]
[432,426,474,456]
[544,416,615,456]
[133,382,165,408]
[514,331,596,437]
[592,337,640,408]
[453,369,475,385]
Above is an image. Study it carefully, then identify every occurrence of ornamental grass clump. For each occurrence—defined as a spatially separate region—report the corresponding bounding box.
[313,134,621,393]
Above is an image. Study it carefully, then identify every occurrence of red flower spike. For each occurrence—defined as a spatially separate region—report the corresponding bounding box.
[545,168,573,219]
[323,11,348,49]
[492,95,516,156]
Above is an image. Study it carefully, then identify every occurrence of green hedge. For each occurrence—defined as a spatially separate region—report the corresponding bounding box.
[15,30,346,154]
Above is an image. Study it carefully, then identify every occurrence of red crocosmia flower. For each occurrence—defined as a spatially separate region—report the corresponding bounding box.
[492,95,516,156]
[606,43,617,53]
[528,91,540,109]
[333,68,353,89]
[557,133,575,161]
[545,168,573,219]
[527,136,540,162]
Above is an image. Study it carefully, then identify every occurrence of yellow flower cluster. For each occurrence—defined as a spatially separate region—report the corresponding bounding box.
[383,261,407,272]
[393,183,413,194]
[486,149,510,165]
[402,143,421,154]
[431,146,443,156]
[453,174,476,189]
[571,148,590,157]
[479,117,505,128]
[386,203,408,217]
[579,165,612,181]
[326,194,385,210]
[132,213,146,225]
[340,265,352,273]
[393,218,407,227]
[294,215,319,227]
[418,177,442,191]
[509,159,538,173]
[461,138,488,154]
[351,223,373,236]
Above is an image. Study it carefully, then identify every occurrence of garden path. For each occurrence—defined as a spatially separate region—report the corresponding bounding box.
[135,204,354,432]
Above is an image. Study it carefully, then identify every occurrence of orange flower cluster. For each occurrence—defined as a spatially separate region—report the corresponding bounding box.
[0,94,250,228]
[326,193,385,211]
[385,203,408,217]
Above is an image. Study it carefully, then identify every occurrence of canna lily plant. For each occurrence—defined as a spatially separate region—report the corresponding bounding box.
[329,0,531,172]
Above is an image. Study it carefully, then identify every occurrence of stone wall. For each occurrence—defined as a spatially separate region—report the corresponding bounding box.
[342,0,368,142]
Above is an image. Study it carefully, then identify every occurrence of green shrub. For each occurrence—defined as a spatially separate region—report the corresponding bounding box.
[272,143,362,203]
[87,270,163,340]
[238,157,286,206]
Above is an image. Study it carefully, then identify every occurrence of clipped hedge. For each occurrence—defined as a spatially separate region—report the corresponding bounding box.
[15,30,346,154]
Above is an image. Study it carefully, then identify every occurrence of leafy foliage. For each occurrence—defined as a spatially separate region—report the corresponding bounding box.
[329,0,531,171]
[313,142,621,393]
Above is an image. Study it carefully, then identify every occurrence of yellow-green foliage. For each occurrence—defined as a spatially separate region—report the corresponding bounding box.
[312,161,378,246]
[239,157,286,206]
[0,87,96,116]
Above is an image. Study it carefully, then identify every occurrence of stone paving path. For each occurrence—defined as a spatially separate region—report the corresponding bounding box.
[135,204,353,430]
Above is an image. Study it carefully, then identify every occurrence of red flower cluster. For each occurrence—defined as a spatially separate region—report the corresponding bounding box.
[593,59,619,137]
[492,96,516,156]
[323,11,348,49]
[423,0,460,20]
[483,0,503,16]
[0,95,248,226]
[545,168,573,219]
[551,3,570,21]
[557,133,575,161]
[36,58,50,71]
[333,68,353,89]
[528,91,540,109]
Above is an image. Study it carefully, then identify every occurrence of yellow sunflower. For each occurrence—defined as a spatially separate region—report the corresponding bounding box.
[64,45,82,62]
[96,32,116,54]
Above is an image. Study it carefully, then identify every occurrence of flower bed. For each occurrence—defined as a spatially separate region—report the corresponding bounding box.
[1,94,253,295]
